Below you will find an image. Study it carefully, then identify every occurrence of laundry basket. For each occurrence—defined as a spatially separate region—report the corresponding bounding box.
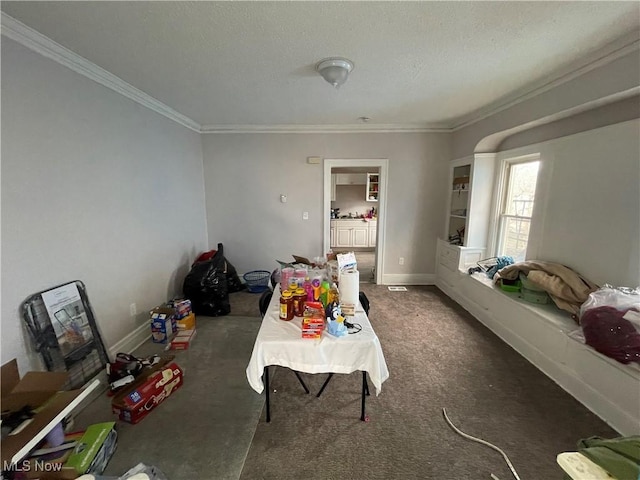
[243,270,271,293]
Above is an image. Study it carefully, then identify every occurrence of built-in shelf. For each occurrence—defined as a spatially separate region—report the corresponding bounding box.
[450,215,467,219]
[366,172,379,202]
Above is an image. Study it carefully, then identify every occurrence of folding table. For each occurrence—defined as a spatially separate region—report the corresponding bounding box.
[246,286,389,421]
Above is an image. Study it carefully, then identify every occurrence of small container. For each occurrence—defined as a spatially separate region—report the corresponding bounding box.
[280,267,294,289]
[279,290,294,321]
[294,288,306,317]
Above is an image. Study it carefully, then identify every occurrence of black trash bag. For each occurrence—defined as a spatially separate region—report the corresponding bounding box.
[226,258,245,293]
[183,243,231,316]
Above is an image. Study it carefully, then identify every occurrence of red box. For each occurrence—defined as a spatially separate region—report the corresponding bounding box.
[169,329,196,350]
[111,357,183,424]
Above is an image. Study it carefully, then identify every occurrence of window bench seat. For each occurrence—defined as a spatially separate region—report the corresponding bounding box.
[436,265,640,436]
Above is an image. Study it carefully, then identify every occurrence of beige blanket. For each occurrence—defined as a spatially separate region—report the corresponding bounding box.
[495,260,599,318]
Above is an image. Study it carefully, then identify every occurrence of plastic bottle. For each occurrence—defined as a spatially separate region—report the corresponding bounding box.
[320,280,330,307]
[304,277,314,302]
[279,290,294,321]
[294,288,306,317]
[328,283,340,305]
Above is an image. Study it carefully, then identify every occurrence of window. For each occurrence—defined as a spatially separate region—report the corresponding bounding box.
[496,158,540,262]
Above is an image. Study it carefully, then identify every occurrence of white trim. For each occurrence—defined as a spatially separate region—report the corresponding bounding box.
[436,274,640,436]
[451,31,640,131]
[381,274,436,285]
[1,13,201,133]
[323,159,388,285]
[3,11,636,136]
[108,322,150,357]
[200,124,448,134]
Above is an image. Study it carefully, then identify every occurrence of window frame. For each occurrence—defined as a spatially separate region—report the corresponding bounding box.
[490,153,541,261]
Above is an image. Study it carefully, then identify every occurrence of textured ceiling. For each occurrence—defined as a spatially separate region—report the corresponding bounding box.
[2,1,639,129]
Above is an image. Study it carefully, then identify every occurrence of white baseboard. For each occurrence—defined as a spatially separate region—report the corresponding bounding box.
[381,273,436,285]
[108,322,150,358]
[436,276,640,436]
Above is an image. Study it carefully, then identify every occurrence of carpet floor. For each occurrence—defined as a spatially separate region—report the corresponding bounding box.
[238,284,617,480]
[74,285,617,480]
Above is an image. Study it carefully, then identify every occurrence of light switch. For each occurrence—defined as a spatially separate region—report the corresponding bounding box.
[303,212,309,220]
[280,194,287,203]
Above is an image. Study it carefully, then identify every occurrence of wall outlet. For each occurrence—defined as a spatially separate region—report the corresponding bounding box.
[303,211,309,220]
[129,303,137,317]
[398,257,404,265]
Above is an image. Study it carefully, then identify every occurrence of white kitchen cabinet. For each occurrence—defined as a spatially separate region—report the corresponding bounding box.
[330,220,371,248]
[368,220,377,247]
[352,225,368,247]
[335,173,367,185]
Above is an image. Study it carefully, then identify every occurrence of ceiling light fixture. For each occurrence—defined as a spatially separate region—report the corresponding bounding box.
[316,57,354,89]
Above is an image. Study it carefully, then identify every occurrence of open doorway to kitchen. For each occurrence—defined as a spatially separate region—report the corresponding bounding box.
[323,159,388,284]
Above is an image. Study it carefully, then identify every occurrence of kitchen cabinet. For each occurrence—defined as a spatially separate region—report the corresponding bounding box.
[335,173,367,185]
[366,173,379,202]
[331,220,376,248]
[445,154,495,248]
[368,220,377,247]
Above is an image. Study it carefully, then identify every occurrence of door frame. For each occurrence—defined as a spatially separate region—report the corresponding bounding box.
[323,158,388,285]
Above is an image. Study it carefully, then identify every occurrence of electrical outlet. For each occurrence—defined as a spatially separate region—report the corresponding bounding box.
[303,212,309,220]
[399,257,404,265]
[129,303,137,317]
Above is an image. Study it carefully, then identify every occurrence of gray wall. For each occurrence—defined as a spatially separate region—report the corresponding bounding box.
[1,39,208,372]
[498,95,640,151]
[508,119,640,286]
[201,133,451,277]
[332,184,374,219]
[452,49,640,158]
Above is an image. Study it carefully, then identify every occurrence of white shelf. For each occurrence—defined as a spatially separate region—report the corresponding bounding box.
[450,215,467,219]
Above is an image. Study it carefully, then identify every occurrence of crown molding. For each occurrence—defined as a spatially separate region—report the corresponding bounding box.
[451,29,640,132]
[200,123,451,134]
[1,13,201,133]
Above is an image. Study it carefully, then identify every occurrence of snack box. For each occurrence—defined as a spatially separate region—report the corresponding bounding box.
[169,329,196,350]
[111,356,183,424]
[176,312,196,330]
[150,307,177,344]
[167,298,192,319]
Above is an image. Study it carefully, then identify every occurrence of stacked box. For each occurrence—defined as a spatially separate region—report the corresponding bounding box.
[169,329,196,350]
[111,357,183,424]
[176,312,196,330]
[150,307,177,344]
[167,298,192,319]
[301,317,325,339]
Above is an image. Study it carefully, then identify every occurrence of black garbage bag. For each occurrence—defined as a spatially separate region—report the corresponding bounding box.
[226,258,245,293]
[183,243,237,316]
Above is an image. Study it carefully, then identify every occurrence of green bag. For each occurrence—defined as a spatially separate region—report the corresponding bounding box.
[577,436,640,480]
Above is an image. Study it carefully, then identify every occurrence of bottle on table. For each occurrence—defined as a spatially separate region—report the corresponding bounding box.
[279,290,294,321]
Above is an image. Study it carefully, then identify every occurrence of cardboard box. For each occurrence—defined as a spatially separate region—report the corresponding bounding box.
[176,312,196,330]
[150,307,177,343]
[169,329,196,350]
[0,359,90,471]
[111,357,183,424]
[64,422,117,475]
[167,298,192,319]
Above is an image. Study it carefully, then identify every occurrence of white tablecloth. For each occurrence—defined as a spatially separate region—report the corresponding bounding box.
[246,287,389,395]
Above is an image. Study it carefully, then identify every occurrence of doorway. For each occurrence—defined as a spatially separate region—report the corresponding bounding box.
[323,159,388,285]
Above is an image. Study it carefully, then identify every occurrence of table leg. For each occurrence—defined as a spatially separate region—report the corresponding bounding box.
[264,367,270,423]
[316,373,334,397]
[361,371,366,421]
[364,374,370,396]
[293,370,310,394]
